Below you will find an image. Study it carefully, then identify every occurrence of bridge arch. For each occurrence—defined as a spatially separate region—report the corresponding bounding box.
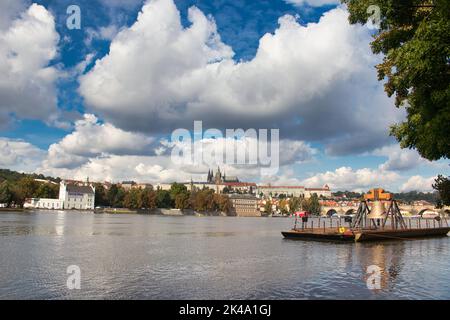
[345,209,355,215]
[419,208,434,216]
[326,209,337,217]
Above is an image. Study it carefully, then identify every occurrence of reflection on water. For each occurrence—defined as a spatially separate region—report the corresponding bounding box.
[0,210,449,300]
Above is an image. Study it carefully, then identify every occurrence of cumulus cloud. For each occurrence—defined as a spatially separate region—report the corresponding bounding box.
[85,25,120,46]
[42,114,156,169]
[0,3,60,127]
[79,0,405,155]
[301,166,401,192]
[40,154,188,183]
[400,176,437,193]
[37,114,316,182]
[0,138,46,172]
[373,144,429,171]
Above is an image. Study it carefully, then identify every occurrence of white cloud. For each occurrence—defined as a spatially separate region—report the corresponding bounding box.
[79,0,405,155]
[85,25,120,46]
[0,138,46,172]
[373,144,429,171]
[0,3,60,127]
[284,0,340,7]
[37,114,315,182]
[43,114,156,169]
[301,166,401,192]
[400,176,437,193]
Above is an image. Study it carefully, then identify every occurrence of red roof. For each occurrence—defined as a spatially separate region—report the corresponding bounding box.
[258,186,305,189]
[223,182,256,187]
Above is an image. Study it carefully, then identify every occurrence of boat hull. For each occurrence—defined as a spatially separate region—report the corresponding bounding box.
[282,227,450,243]
[281,230,355,242]
[354,227,450,242]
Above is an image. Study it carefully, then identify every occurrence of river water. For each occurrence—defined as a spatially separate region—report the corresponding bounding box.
[1,210,449,300]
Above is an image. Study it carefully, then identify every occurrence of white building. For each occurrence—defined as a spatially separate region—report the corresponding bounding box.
[24,181,95,210]
[257,185,332,199]
[59,181,95,210]
[24,198,63,210]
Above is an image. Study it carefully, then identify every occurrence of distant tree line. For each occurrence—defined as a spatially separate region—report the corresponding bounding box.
[332,190,441,204]
[0,177,59,207]
[94,183,232,214]
[265,194,322,216]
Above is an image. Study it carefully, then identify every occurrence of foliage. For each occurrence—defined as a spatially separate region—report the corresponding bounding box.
[302,194,322,216]
[433,175,450,207]
[264,200,272,215]
[332,191,364,199]
[0,181,13,205]
[94,184,109,207]
[35,183,58,199]
[0,168,60,184]
[342,0,450,160]
[156,189,173,208]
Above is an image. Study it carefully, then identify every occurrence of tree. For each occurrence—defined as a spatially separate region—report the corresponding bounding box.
[170,183,188,200]
[94,184,108,207]
[433,175,450,207]
[216,195,232,214]
[175,192,190,210]
[290,197,302,212]
[279,199,290,215]
[303,194,322,216]
[156,190,173,208]
[18,177,39,199]
[124,188,143,209]
[343,0,450,160]
[142,189,157,210]
[191,189,214,212]
[264,200,272,215]
[0,181,13,205]
[35,183,58,199]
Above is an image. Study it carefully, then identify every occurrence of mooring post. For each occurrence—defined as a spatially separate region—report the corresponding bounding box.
[311,220,314,230]
[433,219,436,229]
[419,219,421,229]
[323,221,326,233]
[408,219,411,229]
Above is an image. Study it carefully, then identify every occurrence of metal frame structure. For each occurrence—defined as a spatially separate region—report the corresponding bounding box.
[352,199,407,230]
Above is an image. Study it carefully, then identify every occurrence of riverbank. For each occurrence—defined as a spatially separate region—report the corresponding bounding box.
[0,208,24,212]
[96,208,229,217]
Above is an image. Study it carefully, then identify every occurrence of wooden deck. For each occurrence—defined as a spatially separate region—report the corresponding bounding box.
[282,227,450,243]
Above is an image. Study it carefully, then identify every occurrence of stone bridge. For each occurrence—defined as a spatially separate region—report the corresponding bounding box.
[321,205,450,217]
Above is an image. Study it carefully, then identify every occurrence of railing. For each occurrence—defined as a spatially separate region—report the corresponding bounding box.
[293,216,450,233]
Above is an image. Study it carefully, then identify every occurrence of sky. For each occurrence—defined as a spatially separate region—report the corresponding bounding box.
[0,0,448,192]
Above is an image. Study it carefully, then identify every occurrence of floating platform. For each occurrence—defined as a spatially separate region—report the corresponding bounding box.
[282,227,450,243]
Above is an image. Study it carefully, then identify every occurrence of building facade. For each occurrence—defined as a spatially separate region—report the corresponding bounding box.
[257,185,332,198]
[229,195,261,217]
[59,182,96,210]
[23,198,63,210]
[24,181,96,210]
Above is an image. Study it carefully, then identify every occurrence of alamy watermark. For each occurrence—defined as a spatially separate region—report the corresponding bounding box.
[66,265,81,290]
[367,5,381,30]
[366,265,382,290]
[171,121,280,176]
[66,5,81,30]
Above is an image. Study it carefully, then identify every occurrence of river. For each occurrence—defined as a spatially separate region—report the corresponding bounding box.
[1,210,449,299]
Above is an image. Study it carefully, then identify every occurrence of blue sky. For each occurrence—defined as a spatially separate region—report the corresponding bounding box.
[0,0,448,192]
